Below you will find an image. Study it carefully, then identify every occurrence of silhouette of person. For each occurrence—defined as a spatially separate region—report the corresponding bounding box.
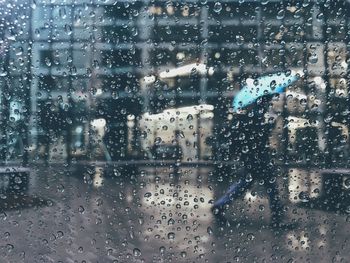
[212,95,286,227]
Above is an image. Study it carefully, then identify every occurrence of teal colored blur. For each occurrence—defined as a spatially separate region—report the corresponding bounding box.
[232,71,301,112]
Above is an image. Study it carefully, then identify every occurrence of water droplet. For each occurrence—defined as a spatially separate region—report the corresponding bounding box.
[344,178,350,188]
[78,206,85,214]
[93,60,99,69]
[270,80,276,90]
[294,9,301,19]
[154,137,162,145]
[57,184,65,193]
[247,233,255,240]
[300,98,307,106]
[214,2,222,14]
[316,12,324,21]
[6,244,14,252]
[57,231,64,238]
[242,145,249,153]
[144,192,152,198]
[178,131,185,138]
[207,226,213,235]
[0,212,7,220]
[159,246,166,254]
[59,8,67,19]
[299,191,310,203]
[0,67,7,76]
[34,28,40,37]
[15,47,23,56]
[167,232,175,240]
[113,169,121,177]
[64,24,72,35]
[245,174,253,182]
[31,0,37,9]
[236,35,244,45]
[277,9,285,20]
[346,206,350,214]
[140,131,147,139]
[168,218,175,225]
[45,57,51,67]
[287,93,294,100]
[14,177,22,184]
[308,54,318,64]
[133,248,141,257]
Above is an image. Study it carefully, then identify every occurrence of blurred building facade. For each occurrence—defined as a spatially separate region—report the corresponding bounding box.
[0,0,349,166]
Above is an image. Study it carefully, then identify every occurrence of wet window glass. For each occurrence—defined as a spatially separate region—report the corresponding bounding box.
[0,0,350,262]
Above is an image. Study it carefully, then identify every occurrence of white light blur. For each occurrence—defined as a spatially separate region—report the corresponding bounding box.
[90,118,106,128]
[159,63,214,79]
[314,76,323,85]
[341,61,348,69]
[93,167,104,188]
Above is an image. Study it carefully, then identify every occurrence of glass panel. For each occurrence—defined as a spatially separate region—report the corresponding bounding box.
[0,0,349,261]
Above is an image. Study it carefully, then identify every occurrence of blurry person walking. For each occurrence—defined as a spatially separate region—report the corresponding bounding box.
[212,71,302,228]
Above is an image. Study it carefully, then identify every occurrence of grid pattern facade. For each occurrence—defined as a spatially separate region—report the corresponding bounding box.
[1,0,349,165]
